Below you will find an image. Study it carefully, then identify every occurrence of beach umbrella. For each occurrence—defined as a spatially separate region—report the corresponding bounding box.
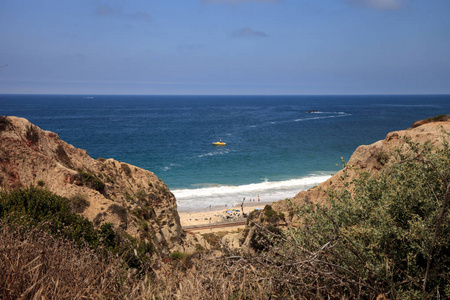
[226,210,232,213]
[255,207,261,210]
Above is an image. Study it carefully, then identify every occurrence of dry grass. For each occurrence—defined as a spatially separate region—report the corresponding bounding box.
[0,219,350,299]
[0,221,147,299]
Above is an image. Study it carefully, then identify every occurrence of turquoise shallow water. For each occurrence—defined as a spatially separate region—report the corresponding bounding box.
[2,94,450,210]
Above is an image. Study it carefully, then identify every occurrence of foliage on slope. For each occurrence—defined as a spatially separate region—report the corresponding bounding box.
[277,134,450,298]
[0,186,154,271]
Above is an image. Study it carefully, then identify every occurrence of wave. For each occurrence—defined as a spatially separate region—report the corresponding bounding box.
[173,174,333,211]
[197,148,233,158]
[161,163,181,171]
[310,111,346,114]
[294,113,351,122]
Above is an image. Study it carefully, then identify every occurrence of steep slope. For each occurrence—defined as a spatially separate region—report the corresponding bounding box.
[0,116,185,255]
[272,119,450,224]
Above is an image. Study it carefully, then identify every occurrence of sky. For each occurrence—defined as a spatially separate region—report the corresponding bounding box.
[1,0,449,95]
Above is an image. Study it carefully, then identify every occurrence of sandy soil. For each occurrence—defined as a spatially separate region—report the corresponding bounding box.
[178,201,272,228]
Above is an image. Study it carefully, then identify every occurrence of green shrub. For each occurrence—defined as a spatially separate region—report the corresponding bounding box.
[25,124,39,144]
[0,186,99,248]
[169,251,187,261]
[0,186,154,272]
[77,169,105,193]
[290,136,450,298]
[121,164,132,177]
[0,116,10,132]
[69,193,90,213]
[136,189,147,202]
[262,205,285,223]
[55,145,72,168]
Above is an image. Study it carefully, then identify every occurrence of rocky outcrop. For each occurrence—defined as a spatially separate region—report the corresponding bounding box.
[0,116,185,255]
[271,119,450,225]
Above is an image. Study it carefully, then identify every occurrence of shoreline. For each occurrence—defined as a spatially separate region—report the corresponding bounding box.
[178,201,274,228]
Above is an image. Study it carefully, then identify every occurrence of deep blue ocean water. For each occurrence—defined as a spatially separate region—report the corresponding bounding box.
[1,94,449,210]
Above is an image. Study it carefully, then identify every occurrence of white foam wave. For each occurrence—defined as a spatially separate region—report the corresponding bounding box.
[197,148,232,158]
[313,111,346,114]
[295,113,350,122]
[173,174,333,211]
[161,163,181,171]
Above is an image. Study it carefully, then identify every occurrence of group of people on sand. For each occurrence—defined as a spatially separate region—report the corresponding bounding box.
[246,195,261,203]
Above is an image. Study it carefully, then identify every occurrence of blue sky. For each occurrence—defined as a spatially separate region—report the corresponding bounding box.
[1,0,449,95]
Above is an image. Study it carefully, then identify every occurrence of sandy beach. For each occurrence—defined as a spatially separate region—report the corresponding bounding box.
[178,201,274,229]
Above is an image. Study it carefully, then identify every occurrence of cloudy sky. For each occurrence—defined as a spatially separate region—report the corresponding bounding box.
[1,0,449,95]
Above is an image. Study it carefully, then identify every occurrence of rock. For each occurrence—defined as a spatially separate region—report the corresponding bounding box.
[0,116,185,256]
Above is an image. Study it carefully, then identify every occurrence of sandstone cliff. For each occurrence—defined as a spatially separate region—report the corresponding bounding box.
[272,119,450,224]
[0,116,186,255]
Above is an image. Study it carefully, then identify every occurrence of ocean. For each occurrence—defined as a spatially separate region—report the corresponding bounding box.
[2,94,449,211]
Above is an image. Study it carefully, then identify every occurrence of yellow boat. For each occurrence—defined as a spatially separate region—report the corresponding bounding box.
[212,141,226,146]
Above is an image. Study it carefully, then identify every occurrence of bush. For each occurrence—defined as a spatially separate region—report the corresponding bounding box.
[25,124,39,144]
[0,221,137,299]
[169,251,187,261]
[69,193,90,213]
[0,186,99,248]
[55,145,73,168]
[0,186,154,272]
[262,205,285,223]
[0,116,10,132]
[77,169,105,193]
[289,136,450,298]
[121,163,132,177]
[108,203,128,223]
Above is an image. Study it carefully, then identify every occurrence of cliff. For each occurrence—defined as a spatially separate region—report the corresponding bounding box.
[272,119,450,224]
[0,116,185,255]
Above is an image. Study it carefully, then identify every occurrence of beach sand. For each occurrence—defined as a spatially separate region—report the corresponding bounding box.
[178,201,273,230]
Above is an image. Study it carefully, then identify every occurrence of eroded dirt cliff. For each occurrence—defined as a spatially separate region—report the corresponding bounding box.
[0,116,186,255]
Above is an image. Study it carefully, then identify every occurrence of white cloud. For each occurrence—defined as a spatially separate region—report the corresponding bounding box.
[231,27,268,38]
[94,5,151,22]
[348,0,405,10]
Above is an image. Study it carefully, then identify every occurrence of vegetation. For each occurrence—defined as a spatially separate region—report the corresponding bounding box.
[25,124,39,144]
[261,204,285,223]
[77,169,105,193]
[1,130,449,299]
[0,221,138,299]
[412,114,449,128]
[121,163,132,177]
[108,203,128,223]
[55,145,72,166]
[69,193,90,213]
[0,186,154,272]
[244,135,450,299]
